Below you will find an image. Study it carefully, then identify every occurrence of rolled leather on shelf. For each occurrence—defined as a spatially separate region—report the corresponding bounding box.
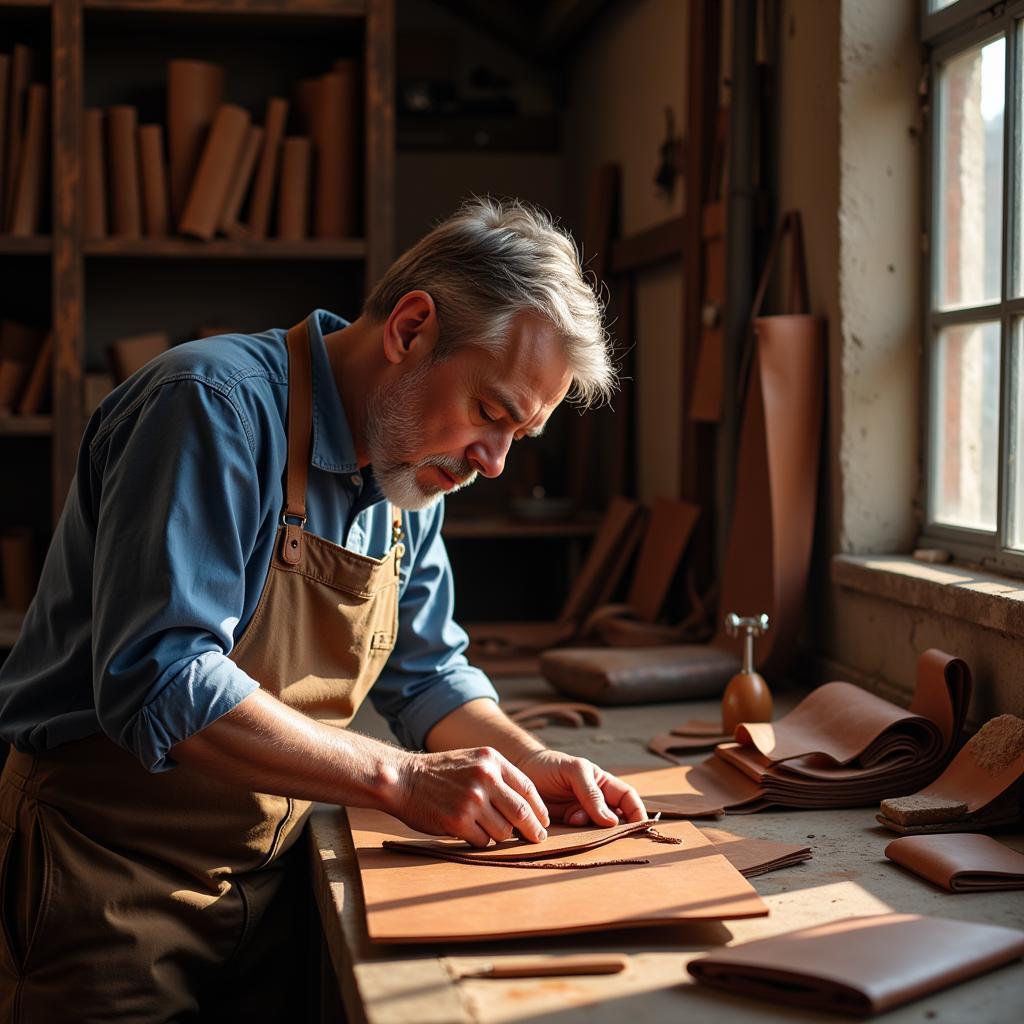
[167,58,225,221]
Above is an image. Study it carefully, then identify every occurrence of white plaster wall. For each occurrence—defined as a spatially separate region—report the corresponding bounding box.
[837,0,922,554]
[564,0,689,501]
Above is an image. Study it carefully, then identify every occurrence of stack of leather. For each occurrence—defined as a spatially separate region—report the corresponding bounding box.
[877,713,1024,833]
[646,649,971,815]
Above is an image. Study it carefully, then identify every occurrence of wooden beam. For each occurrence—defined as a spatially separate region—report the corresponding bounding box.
[609,215,685,276]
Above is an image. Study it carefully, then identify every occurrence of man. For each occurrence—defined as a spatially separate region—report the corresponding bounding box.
[0,198,644,1019]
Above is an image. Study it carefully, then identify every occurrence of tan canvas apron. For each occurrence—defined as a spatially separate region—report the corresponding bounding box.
[0,319,403,1022]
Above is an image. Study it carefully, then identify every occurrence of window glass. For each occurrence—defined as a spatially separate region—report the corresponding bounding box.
[1009,320,1024,548]
[935,36,1005,309]
[1016,21,1023,298]
[930,0,960,11]
[931,322,1001,530]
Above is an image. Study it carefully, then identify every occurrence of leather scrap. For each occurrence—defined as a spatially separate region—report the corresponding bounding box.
[649,719,733,756]
[697,827,812,877]
[687,913,1024,1015]
[877,714,1024,833]
[885,833,1024,892]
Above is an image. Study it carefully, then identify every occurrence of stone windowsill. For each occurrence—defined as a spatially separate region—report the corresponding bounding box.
[831,554,1024,639]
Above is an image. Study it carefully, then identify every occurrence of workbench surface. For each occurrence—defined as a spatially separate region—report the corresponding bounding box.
[309,677,1024,1024]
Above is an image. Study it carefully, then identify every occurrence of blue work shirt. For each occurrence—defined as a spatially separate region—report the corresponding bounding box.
[0,309,498,771]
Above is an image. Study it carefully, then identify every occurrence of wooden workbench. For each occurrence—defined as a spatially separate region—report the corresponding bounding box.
[308,678,1024,1024]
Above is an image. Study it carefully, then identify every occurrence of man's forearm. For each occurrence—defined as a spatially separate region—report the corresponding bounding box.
[424,697,545,766]
[169,688,403,810]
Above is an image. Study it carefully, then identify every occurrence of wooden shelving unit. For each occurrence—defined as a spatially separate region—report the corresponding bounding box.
[0,0,394,646]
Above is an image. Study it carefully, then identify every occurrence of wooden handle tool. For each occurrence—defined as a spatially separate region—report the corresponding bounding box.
[457,954,628,979]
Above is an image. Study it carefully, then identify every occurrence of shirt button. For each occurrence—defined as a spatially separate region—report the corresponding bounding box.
[349,473,361,488]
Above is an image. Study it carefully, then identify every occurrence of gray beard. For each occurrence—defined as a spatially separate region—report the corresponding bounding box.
[363,360,478,510]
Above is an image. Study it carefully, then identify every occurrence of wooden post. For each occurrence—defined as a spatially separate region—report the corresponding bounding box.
[52,0,85,524]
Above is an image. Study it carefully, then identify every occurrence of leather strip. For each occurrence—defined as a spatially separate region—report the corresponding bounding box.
[282,319,314,565]
[382,818,680,866]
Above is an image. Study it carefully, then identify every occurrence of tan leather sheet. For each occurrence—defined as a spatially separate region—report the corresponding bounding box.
[651,650,971,812]
[348,809,767,944]
[687,913,1024,1015]
[885,834,1024,892]
[877,714,1024,833]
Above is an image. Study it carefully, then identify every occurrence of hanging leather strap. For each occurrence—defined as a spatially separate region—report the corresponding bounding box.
[737,210,811,401]
[281,319,313,566]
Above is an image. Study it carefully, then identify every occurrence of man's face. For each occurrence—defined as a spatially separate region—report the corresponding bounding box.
[365,312,573,510]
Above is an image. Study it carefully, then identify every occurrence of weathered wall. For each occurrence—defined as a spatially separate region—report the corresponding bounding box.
[779,0,1021,715]
[564,0,688,502]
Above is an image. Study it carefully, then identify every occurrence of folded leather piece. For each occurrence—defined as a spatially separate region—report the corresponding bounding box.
[877,714,1024,833]
[349,810,767,943]
[885,833,1024,892]
[698,827,812,877]
[654,650,970,813]
[687,913,1024,1016]
[382,818,679,869]
[618,764,727,818]
[649,719,733,757]
[541,645,742,705]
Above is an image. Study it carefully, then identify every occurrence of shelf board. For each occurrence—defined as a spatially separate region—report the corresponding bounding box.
[0,235,51,255]
[0,0,51,8]
[0,415,53,436]
[84,237,367,261]
[0,607,23,649]
[83,0,365,17]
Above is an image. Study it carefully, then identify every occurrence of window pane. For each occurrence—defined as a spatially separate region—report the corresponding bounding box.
[1016,20,1023,298]
[931,322,1001,530]
[935,36,1005,309]
[1009,320,1024,548]
[930,0,958,10]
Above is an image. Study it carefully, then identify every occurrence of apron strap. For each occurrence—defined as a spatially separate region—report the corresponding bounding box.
[281,319,313,566]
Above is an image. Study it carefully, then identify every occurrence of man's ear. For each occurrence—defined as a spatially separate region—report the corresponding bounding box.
[382,291,439,365]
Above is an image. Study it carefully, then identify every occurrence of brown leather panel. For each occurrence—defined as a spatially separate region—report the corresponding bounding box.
[715,314,825,675]
[542,645,741,705]
[885,834,1024,892]
[624,498,700,622]
[687,913,1024,1015]
[349,810,767,943]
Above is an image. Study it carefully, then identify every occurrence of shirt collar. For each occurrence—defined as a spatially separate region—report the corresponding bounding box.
[305,309,359,474]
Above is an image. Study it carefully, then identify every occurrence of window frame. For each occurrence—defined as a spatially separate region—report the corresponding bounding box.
[920,0,1024,575]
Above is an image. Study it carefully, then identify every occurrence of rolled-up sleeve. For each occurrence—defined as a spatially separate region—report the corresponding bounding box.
[369,501,497,749]
[90,379,262,771]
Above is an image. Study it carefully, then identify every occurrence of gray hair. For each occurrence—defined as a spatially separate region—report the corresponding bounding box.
[363,197,616,408]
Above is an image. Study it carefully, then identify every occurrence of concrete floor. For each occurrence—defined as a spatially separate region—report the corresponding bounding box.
[348,676,1024,1023]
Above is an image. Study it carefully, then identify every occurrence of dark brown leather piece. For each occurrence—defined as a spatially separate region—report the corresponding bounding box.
[349,810,768,943]
[542,645,741,705]
[687,913,1024,1015]
[885,834,1024,892]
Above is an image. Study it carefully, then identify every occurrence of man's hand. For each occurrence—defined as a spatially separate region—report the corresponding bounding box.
[514,749,647,827]
[387,745,551,848]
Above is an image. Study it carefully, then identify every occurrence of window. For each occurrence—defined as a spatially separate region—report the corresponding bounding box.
[922,0,1024,572]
